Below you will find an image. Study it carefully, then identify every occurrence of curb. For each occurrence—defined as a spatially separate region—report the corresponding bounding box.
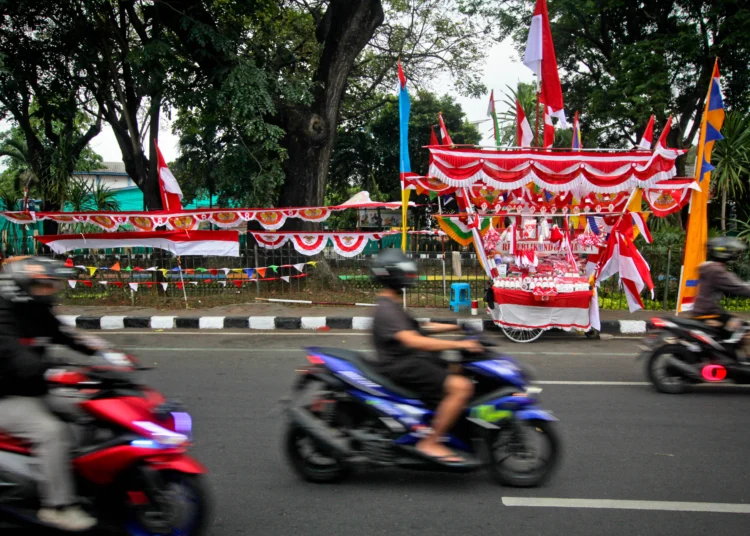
[57,315,650,335]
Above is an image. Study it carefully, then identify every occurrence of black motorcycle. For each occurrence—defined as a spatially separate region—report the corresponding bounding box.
[640,316,750,393]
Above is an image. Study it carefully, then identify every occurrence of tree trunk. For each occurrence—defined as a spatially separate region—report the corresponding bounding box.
[277,0,384,212]
[147,95,163,211]
[721,188,727,231]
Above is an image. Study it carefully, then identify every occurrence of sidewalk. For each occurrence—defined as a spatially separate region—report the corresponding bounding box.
[56,301,740,334]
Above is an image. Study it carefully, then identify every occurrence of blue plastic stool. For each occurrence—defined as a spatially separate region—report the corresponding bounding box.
[449,283,471,313]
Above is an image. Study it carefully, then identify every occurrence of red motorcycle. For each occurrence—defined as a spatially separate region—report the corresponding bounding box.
[0,351,211,534]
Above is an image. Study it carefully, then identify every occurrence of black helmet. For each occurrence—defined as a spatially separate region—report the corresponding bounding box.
[0,256,72,304]
[370,248,418,290]
[707,236,746,263]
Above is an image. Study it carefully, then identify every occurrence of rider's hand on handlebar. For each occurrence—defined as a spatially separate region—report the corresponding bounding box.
[458,339,484,353]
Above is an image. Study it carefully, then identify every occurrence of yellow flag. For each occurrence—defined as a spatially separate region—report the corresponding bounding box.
[401,189,411,252]
[87,267,97,277]
[626,188,649,240]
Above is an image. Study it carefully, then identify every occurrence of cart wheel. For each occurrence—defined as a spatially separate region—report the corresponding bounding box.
[501,327,543,343]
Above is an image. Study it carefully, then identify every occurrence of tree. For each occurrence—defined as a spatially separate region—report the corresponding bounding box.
[463,0,750,158]
[712,111,750,231]
[0,0,104,228]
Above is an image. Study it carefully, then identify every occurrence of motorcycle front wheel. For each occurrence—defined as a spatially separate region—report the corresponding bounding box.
[488,419,559,487]
[123,471,211,536]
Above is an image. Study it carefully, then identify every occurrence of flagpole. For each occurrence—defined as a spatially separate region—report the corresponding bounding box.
[438,194,447,300]
[176,255,188,309]
[535,88,541,148]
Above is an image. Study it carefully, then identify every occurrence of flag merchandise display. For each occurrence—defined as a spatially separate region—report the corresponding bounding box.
[516,99,533,147]
[677,60,725,313]
[523,0,567,128]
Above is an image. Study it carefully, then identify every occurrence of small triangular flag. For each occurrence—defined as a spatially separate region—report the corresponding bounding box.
[64,258,74,268]
[87,267,97,277]
[281,276,290,283]
[429,191,437,200]
[306,261,317,267]
[112,282,123,288]
[129,283,138,292]
[232,280,242,288]
[68,280,77,289]
[195,267,208,272]
[244,268,255,279]
[176,282,184,290]
[190,281,198,285]
[219,281,227,287]
[231,268,243,273]
[171,267,181,272]
[221,268,230,275]
[293,263,306,273]
[159,269,168,277]
[82,280,93,288]
[99,281,108,286]
[133,267,143,272]
[110,262,121,271]
[75,265,86,270]
[269,265,279,273]
[208,268,218,276]
[256,268,267,278]
[146,266,158,271]
[161,282,168,291]
[123,266,133,272]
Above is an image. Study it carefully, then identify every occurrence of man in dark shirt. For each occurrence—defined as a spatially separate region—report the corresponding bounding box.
[692,237,750,350]
[0,257,99,532]
[370,248,482,463]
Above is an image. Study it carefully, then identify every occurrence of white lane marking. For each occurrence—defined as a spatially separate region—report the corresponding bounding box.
[501,497,750,514]
[536,381,648,386]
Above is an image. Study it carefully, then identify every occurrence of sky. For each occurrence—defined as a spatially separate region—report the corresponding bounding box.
[88,38,534,165]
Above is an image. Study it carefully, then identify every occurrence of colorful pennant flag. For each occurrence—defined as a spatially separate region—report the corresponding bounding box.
[68,280,76,289]
[129,283,138,292]
[638,115,655,149]
[572,111,582,151]
[293,263,306,273]
[516,99,533,148]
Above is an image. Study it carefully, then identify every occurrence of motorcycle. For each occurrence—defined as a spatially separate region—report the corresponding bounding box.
[283,333,560,487]
[641,316,750,394]
[0,348,211,535]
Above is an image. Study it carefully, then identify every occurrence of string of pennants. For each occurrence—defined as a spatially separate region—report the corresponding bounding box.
[66,259,317,278]
[67,273,308,291]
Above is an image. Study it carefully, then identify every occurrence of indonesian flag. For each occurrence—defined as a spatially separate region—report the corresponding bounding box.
[655,115,673,151]
[516,99,533,147]
[597,225,654,312]
[523,0,568,128]
[36,230,240,257]
[543,107,555,148]
[487,90,500,145]
[438,112,453,145]
[638,115,655,149]
[630,212,653,244]
[154,141,183,211]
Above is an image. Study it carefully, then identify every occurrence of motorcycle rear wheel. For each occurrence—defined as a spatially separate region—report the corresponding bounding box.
[647,345,694,394]
[124,471,211,536]
[488,419,559,487]
[284,424,348,483]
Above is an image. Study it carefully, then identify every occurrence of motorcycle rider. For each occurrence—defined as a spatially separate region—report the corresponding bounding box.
[692,236,750,352]
[0,256,99,531]
[370,248,483,464]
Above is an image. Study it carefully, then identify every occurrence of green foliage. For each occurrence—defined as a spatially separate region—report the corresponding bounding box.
[712,111,750,230]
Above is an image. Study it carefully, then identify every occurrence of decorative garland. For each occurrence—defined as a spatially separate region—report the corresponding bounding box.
[67,273,308,291]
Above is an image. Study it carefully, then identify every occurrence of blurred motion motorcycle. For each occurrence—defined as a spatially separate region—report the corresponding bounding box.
[0,345,211,535]
[641,316,750,393]
[283,331,560,487]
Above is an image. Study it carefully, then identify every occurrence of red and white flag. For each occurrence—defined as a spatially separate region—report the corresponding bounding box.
[638,115,655,149]
[630,212,653,244]
[655,115,672,151]
[516,99,533,147]
[438,112,453,145]
[154,141,183,211]
[543,107,555,148]
[523,0,567,128]
[597,223,654,312]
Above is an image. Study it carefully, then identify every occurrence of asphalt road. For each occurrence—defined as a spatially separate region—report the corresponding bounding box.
[10,331,750,535]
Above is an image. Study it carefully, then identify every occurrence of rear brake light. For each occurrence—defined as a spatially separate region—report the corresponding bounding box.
[650,318,667,329]
[307,355,325,365]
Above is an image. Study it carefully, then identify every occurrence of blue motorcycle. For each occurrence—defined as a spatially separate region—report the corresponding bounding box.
[284,335,560,487]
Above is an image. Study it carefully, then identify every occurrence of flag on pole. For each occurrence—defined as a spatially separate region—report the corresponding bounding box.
[677,60,725,313]
[487,90,501,146]
[516,99,533,147]
[655,115,673,151]
[597,225,654,312]
[638,115,655,149]
[543,107,555,148]
[523,0,567,128]
[398,60,416,251]
[572,111,582,151]
[154,141,183,211]
[438,112,453,146]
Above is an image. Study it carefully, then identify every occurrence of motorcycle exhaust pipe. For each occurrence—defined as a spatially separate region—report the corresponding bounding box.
[289,406,352,458]
[662,356,702,381]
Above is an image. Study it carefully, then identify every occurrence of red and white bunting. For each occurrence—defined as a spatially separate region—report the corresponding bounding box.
[291,235,328,256]
[251,232,389,257]
[35,230,240,257]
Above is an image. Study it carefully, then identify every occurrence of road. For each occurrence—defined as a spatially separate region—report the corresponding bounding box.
[13,331,750,534]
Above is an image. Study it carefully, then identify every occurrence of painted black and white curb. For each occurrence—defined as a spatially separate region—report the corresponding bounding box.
[58,315,650,335]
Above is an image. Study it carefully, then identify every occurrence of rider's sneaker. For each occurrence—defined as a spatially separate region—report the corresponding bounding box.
[38,506,97,532]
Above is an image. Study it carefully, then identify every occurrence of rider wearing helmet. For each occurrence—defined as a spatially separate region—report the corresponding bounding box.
[692,237,750,343]
[0,256,98,531]
[370,248,482,464]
